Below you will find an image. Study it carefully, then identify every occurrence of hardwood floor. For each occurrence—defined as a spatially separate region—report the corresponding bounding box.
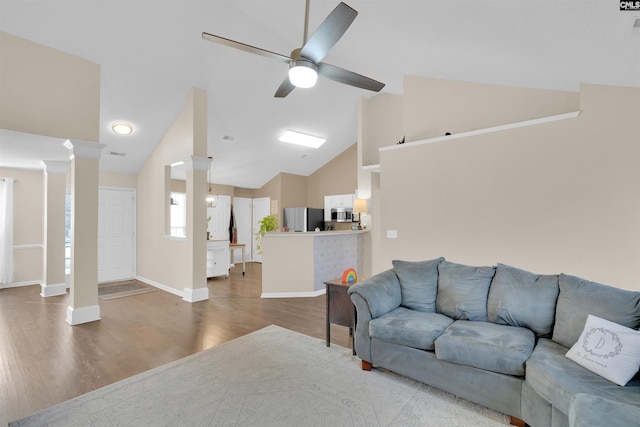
[0,263,352,425]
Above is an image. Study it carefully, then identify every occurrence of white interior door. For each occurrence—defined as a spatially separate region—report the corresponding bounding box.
[207,195,231,241]
[252,197,270,263]
[232,197,252,262]
[98,188,135,283]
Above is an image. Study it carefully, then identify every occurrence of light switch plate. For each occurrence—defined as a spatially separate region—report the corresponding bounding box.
[387,230,398,238]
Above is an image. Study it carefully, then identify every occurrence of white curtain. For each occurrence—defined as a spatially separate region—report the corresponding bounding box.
[0,178,15,284]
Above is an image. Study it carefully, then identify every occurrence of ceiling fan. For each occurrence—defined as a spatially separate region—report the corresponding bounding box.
[202,1,385,98]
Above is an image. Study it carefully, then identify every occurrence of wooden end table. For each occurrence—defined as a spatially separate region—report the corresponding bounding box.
[325,278,362,355]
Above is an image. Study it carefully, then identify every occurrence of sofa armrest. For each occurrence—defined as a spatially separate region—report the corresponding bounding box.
[348,269,402,318]
[350,292,373,362]
[348,269,401,364]
[569,393,640,427]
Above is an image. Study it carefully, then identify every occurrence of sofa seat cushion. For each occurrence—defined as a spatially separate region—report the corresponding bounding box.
[569,393,640,427]
[526,338,640,415]
[434,320,535,376]
[369,307,453,351]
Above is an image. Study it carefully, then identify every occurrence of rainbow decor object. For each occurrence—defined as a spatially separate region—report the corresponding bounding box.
[341,268,358,284]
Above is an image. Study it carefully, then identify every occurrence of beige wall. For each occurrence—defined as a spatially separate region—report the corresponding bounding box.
[280,173,308,209]
[233,187,254,198]
[0,168,44,284]
[403,76,580,142]
[0,32,100,141]
[0,32,101,289]
[136,88,208,294]
[252,174,282,220]
[100,171,137,189]
[360,94,404,168]
[210,183,235,198]
[374,82,640,291]
[307,144,358,208]
[170,179,187,193]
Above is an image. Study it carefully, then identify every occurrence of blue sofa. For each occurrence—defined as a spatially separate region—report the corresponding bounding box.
[347,259,640,427]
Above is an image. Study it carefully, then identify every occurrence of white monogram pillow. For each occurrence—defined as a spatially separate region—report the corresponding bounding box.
[566,314,640,386]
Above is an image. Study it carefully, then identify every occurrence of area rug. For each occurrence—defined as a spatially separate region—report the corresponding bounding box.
[10,325,510,426]
[98,281,156,300]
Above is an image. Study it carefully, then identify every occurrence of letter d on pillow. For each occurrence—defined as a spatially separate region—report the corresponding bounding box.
[566,314,640,386]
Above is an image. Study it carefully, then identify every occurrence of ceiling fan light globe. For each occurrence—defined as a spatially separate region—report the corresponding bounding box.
[288,61,318,88]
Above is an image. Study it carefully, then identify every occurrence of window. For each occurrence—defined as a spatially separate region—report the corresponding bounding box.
[170,192,186,237]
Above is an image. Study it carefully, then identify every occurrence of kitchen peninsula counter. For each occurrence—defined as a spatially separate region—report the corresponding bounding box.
[261,230,367,298]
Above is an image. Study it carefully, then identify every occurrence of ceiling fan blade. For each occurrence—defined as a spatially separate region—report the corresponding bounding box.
[274,76,296,98]
[202,32,292,64]
[317,62,385,92]
[299,2,357,64]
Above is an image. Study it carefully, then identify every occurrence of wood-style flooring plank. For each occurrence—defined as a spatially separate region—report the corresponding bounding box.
[0,263,351,425]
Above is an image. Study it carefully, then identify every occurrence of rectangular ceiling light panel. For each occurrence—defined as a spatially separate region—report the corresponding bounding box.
[279,130,326,149]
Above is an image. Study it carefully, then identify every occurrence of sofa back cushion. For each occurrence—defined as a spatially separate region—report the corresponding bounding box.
[392,258,444,313]
[552,274,640,348]
[436,261,496,321]
[487,263,559,337]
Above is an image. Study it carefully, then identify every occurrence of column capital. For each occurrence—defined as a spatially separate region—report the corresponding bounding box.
[40,160,70,175]
[182,155,211,172]
[64,139,106,160]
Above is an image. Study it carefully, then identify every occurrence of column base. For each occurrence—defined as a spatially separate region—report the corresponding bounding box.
[183,286,209,303]
[40,282,67,297]
[66,304,101,325]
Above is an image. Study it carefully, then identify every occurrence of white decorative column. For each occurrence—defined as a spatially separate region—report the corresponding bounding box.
[182,155,210,302]
[64,139,105,325]
[40,160,70,297]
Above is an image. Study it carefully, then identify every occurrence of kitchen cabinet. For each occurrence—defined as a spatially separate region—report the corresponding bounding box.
[324,194,355,221]
[207,240,230,278]
[324,196,332,221]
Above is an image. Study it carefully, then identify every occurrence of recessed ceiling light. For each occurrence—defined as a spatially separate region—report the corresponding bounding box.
[112,122,133,135]
[279,130,325,149]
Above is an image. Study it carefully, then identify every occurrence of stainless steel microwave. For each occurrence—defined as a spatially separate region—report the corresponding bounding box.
[331,207,353,222]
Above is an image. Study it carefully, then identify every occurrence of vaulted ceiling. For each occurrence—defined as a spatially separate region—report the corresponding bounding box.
[1,1,639,188]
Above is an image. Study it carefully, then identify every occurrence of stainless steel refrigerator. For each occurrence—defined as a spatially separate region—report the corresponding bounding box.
[283,207,324,232]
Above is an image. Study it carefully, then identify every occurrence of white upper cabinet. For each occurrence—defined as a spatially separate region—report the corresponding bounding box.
[324,193,355,220]
[324,196,332,221]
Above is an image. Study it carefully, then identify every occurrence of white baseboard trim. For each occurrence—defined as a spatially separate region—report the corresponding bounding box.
[66,304,101,325]
[261,289,326,299]
[0,280,41,289]
[40,282,67,297]
[136,275,183,298]
[183,286,209,302]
